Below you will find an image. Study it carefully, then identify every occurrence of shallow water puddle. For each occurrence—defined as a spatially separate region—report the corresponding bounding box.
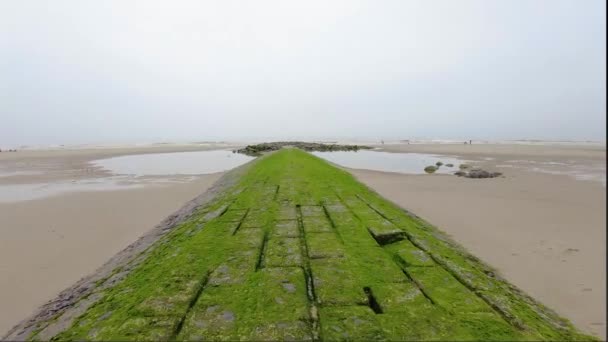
[312,150,466,175]
[501,159,606,186]
[92,150,254,176]
[0,150,254,203]
[0,170,44,178]
[0,178,146,203]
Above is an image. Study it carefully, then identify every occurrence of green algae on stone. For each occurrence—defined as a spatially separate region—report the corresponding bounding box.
[45,149,595,341]
[424,165,438,173]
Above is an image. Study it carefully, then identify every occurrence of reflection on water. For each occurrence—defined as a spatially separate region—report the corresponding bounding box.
[0,178,146,203]
[0,170,43,178]
[502,159,606,186]
[92,150,254,176]
[0,175,215,203]
[312,151,466,174]
[0,150,254,203]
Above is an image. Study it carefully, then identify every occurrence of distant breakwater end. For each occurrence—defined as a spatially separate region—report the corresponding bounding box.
[233,141,372,156]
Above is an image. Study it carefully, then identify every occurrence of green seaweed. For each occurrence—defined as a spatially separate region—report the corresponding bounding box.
[48,149,594,341]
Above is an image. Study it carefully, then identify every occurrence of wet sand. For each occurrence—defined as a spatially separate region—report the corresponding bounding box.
[0,145,229,334]
[1,142,605,337]
[352,143,606,338]
[0,143,237,185]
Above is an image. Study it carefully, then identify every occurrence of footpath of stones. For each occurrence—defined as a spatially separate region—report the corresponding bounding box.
[28,149,591,341]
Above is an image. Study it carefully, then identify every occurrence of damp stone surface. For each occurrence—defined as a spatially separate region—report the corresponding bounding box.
[16,149,594,341]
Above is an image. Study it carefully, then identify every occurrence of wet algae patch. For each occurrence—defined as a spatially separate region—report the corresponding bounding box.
[24,149,593,340]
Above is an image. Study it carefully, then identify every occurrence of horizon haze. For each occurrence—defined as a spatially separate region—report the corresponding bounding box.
[1,0,606,146]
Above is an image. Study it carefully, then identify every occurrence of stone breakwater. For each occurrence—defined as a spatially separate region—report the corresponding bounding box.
[6,149,593,341]
[234,141,371,156]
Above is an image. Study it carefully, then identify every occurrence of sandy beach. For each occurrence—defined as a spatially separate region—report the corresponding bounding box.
[1,142,605,338]
[352,143,606,338]
[0,144,233,334]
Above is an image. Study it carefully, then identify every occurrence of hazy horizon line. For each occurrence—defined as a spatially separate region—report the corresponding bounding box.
[2,136,606,150]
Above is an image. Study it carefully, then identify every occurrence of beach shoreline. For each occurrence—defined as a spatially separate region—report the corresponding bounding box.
[351,143,606,338]
[0,144,240,334]
[1,142,605,338]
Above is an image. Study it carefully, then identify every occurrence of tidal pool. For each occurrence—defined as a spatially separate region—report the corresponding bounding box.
[502,159,606,186]
[92,150,254,176]
[312,150,466,174]
[0,170,44,178]
[0,179,147,203]
[0,151,254,203]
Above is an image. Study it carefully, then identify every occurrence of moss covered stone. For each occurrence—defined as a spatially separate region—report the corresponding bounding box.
[39,149,594,341]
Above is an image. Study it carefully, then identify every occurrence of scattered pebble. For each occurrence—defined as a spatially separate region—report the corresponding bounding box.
[424,165,437,174]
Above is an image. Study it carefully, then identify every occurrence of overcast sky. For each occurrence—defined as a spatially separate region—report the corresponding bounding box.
[1,0,605,146]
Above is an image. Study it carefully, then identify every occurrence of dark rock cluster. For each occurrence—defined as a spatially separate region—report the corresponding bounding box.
[455,169,502,178]
[234,142,371,156]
